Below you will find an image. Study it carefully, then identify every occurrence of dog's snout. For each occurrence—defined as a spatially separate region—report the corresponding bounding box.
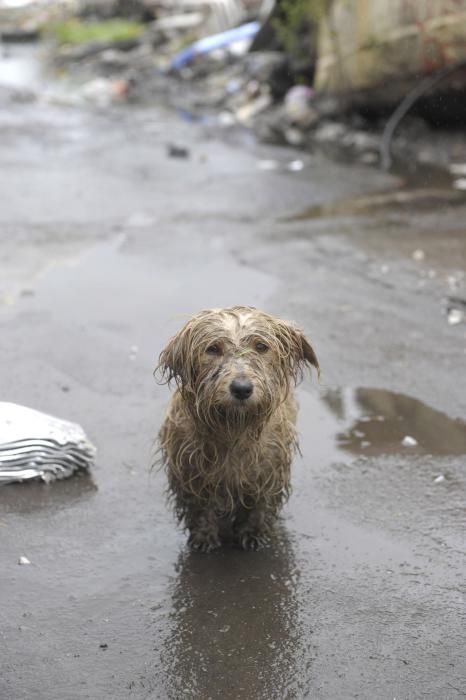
[230,377,253,400]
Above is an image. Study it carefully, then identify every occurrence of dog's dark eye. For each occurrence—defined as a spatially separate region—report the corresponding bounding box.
[206,344,222,355]
[255,342,268,353]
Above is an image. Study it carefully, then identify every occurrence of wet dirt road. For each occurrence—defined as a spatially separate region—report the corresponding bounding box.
[1,93,466,700]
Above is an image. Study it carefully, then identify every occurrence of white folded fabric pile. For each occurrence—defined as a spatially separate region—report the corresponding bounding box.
[0,402,96,484]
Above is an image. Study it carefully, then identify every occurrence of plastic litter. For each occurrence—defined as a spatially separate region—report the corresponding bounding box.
[453,178,466,191]
[170,21,260,71]
[284,85,316,127]
[447,308,464,325]
[0,403,96,485]
[167,144,190,159]
[18,556,31,565]
[287,159,304,172]
[434,474,445,483]
[446,297,466,325]
[401,435,418,447]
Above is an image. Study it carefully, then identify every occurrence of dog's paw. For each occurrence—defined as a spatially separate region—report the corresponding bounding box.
[188,532,221,553]
[239,532,268,551]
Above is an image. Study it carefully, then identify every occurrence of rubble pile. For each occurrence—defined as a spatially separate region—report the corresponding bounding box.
[1,0,465,172]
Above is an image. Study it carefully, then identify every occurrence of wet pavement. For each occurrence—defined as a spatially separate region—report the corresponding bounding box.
[1,63,466,699]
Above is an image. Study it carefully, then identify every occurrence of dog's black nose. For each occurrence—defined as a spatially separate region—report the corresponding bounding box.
[230,377,253,400]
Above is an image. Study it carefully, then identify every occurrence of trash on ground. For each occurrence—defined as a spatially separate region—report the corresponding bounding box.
[18,556,31,565]
[81,77,130,107]
[447,308,464,325]
[170,21,259,71]
[287,159,304,172]
[453,178,466,191]
[234,91,272,123]
[0,403,96,485]
[218,111,235,126]
[401,435,418,447]
[151,13,204,34]
[446,296,466,326]
[412,249,425,261]
[434,474,446,483]
[167,144,190,159]
[284,85,316,128]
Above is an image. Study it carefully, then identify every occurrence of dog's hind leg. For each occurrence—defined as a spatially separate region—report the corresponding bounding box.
[186,507,221,553]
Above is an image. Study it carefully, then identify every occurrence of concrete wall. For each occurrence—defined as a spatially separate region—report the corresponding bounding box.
[315,0,466,97]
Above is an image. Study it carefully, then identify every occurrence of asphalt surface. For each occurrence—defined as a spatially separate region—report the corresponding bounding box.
[1,83,466,700]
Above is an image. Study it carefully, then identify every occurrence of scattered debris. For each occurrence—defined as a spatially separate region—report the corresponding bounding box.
[18,556,31,565]
[446,297,466,326]
[99,643,108,649]
[287,159,304,172]
[453,178,466,191]
[447,308,465,325]
[80,77,130,107]
[379,59,466,171]
[401,436,418,447]
[412,249,425,262]
[3,0,465,178]
[167,143,190,159]
[170,21,260,71]
[284,85,317,128]
[314,122,347,144]
[434,474,446,484]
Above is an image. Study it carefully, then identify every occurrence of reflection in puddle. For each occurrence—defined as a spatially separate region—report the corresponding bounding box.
[0,472,97,514]
[322,387,466,457]
[161,530,307,700]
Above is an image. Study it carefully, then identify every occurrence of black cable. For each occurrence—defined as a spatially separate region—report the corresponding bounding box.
[380,59,466,171]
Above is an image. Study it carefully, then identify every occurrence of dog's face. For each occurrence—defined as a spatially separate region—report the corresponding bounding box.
[157,306,319,431]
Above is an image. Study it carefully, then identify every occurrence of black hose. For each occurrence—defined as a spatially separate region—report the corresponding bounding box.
[380,59,466,171]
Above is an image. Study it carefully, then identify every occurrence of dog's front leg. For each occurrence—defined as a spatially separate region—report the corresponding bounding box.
[234,505,274,551]
[186,507,221,553]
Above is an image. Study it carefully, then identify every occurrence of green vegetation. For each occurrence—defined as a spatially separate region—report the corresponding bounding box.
[49,19,144,46]
[273,0,328,58]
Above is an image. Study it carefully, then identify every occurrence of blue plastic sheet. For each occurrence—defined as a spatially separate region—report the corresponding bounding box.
[171,21,260,71]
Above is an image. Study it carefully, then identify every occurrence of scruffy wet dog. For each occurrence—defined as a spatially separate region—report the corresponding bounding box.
[157,306,319,552]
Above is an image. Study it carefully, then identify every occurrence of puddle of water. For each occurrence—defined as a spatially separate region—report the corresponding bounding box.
[287,186,466,221]
[0,472,96,514]
[296,385,466,463]
[318,386,466,458]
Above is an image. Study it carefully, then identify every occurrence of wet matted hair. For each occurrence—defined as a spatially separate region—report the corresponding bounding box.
[156,306,319,551]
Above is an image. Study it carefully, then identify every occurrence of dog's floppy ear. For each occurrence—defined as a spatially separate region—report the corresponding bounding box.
[295,329,320,376]
[156,326,192,388]
[274,320,320,383]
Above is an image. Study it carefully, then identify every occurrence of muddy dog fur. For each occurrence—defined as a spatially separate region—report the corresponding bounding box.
[156,306,319,552]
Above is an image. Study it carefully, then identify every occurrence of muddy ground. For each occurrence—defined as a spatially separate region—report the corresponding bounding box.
[0,61,466,700]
